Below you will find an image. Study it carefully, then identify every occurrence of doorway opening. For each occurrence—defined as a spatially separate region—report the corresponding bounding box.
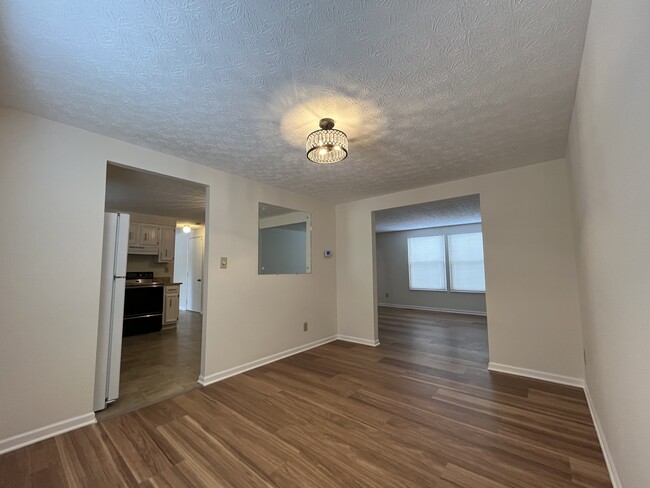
[373,194,489,367]
[95,162,208,421]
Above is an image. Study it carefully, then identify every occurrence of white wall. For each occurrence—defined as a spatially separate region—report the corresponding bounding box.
[337,159,584,379]
[0,107,337,444]
[126,254,173,279]
[376,224,487,314]
[566,0,650,485]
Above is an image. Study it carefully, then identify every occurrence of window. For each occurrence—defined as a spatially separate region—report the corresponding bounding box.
[448,232,486,292]
[406,231,486,293]
[407,236,447,291]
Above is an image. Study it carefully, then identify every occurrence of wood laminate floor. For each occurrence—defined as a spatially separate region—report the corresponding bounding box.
[0,307,611,487]
[96,311,202,422]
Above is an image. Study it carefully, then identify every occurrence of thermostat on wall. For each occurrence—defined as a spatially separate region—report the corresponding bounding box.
[324,250,333,258]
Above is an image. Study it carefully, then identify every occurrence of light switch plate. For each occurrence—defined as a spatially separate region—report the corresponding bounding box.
[220,257,227,269]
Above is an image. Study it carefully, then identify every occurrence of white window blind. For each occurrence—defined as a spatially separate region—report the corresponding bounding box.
[407,236,447,291]
[448,232,486,292]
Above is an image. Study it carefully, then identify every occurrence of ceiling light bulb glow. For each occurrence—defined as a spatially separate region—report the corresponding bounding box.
[182,225,191,233]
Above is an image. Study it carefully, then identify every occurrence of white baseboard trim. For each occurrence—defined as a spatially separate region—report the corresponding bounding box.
[0,412,96,455]
[378,303,487,317]
[584,385,622,488]
[199,335,338,386]
[337,335,380,347]
[488,362,585,388]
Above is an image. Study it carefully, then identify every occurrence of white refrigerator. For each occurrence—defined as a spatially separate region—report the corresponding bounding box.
[94,212,130,411]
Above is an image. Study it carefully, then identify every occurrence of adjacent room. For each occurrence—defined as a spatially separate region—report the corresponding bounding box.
[1,1,648,486]
[374,195,489,375]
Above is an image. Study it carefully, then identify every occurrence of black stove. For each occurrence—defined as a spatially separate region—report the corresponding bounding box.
[124,272,164,336]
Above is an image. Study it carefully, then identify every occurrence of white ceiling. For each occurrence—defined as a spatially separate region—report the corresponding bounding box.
[374,194,482,233]
[0,1,591,203]
[105,164,207,223]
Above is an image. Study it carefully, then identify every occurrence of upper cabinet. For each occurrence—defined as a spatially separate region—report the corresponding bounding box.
[128,223,138,246]
[139,225,159,246]
[158,226,176,263]
[128,223,158,255]
[128,222,174,262]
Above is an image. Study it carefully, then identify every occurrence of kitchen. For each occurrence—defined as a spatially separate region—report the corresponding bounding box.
[95,163,207,419]
[125,215,180,335]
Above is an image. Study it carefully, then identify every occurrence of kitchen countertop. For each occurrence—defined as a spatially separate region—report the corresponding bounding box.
[155,278,182,286]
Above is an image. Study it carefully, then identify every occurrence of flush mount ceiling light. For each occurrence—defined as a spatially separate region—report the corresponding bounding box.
[306,118,348,164]
[182,225,191,233]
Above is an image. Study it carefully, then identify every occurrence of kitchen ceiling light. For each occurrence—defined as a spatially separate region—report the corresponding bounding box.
[306,118,348,164]
[182,225,191,233]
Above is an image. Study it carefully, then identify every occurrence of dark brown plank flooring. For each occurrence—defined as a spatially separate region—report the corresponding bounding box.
[96,311,202,421]
[0,307,611,487]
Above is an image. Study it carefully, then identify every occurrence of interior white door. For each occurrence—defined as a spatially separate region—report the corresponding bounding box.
[187,236,203,313]
[173,231,189,310]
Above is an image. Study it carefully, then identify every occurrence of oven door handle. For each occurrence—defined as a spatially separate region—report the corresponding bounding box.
[123,313,163,320]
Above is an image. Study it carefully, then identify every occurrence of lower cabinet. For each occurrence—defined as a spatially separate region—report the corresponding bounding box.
[163,285,180,325]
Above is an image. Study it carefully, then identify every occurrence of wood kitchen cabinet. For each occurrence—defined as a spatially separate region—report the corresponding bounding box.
[129,222,163,255]
[158,226,176,263]
[128,222,139,246]
[139,225,159,246]
[163,285,180,325]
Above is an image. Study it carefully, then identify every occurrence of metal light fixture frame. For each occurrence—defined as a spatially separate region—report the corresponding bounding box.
[306,118,348,164]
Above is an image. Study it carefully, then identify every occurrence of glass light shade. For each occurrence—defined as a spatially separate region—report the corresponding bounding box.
[306,128,348,164]
[182,225,191,233]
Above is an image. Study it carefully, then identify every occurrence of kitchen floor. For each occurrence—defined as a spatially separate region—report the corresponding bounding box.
[96,311,202,422]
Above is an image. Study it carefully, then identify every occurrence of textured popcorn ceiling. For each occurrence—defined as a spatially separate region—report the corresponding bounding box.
[105,164,207,223]
[0,1,591,203]
[375,195,481,233]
